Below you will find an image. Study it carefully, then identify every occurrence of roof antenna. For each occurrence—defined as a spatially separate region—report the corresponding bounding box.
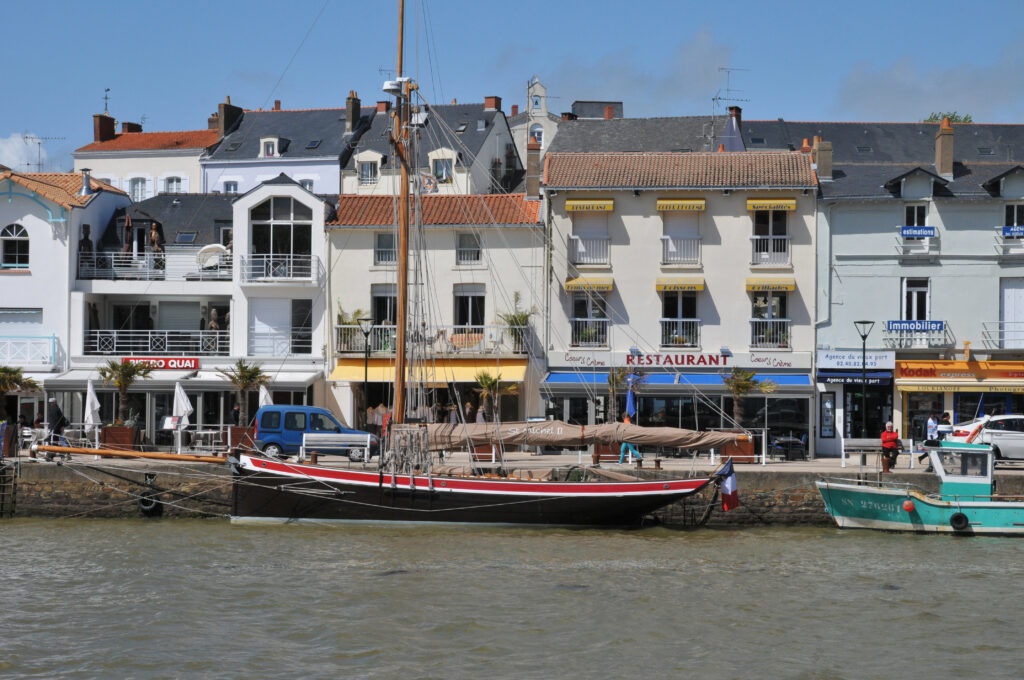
[706,67,750,151]
[103,88,112,115]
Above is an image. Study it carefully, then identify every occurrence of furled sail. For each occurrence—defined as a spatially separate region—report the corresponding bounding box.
[426,421,738,451]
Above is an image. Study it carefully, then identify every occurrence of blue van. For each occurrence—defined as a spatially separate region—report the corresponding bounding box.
[253,405,378,460]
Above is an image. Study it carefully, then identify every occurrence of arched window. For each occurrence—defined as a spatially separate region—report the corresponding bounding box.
[529,124,544,148]
[1,224,29,268]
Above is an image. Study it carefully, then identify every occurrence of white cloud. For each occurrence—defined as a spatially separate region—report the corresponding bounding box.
[0,133,46,171]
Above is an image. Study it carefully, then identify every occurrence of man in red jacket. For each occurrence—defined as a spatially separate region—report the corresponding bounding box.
[880,421,902,473]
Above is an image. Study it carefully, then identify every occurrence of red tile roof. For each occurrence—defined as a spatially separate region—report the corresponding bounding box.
[0,171,125,207]
[76,129,220,152]
[329,193,541,226]
[544,151,817,188]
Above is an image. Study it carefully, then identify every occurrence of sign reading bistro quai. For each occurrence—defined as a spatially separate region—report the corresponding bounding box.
[121,357,200,370]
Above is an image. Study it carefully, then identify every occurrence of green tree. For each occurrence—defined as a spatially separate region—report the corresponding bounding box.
[0,366,39,421]
[217,360,269,427]
[474,371,518,423]
[721,367,777,428]
[496,291,534,353]
[97,360,154,423]
[924,111,972,123]
[336,301,369,325]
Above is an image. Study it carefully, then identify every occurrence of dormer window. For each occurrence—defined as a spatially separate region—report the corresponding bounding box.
[433,159,454,183]
[359,161,379,185]
[263,141,275,157]
[259,137,283,158]
[477,119,486,132]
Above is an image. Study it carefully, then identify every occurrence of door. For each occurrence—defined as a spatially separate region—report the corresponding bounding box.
[1000,278,1024,349]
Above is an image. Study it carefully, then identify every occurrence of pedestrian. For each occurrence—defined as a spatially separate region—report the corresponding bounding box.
[464,402,474,423]
[926,412,938,441]
[880,421,901,473]
[17,414,28,430]
[448,404,459,424]
[46,397,67,444]
[476,405,487,423]
[938,412,951,440]
[207,308,220,331]
[33,412,43,429]
[230,403,240,426]
[619,413,642,463]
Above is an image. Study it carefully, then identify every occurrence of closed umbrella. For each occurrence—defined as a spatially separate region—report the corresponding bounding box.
[258,384,273,407]
[84,380,101,435]
[173,382,193,454]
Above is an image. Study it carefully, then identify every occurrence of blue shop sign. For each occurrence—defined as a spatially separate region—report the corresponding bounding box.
[1003,225,1024,238]
[886,320,945,332]
[900,226,935,238]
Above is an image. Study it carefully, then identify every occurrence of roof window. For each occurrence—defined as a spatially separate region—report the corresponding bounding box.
[978,147,994,155]
[856,145,872,153]
[750,137,766,145]
[175,231,198,244]
[226,142,241,152]
[306,140,321,149]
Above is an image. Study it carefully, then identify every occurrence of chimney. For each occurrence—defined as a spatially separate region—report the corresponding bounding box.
[79,168,93,197]
[451,98,457,105]
[208,111,219,130]
[346,90,361,133]
[273,100,281,111]
[800,138,811,152]
[484,96,502,112]
[561,112,577,121]
[376,100,390,113]
[604,105,614,120]
[728,106,743,132]
[813,138,833,181]
[717,143,725,152]
[935,116,954,180]
[526,136,541,199]
[93,113,116,142]
[217,96,243,139]
[121,122,142,133]
[511,104,519,116]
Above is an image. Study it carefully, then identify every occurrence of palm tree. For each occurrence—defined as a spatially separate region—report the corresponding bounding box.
[722,367,777,428]
[474,371,518,423]
[496,292,534,353]
[0,366,39,420]
[97,360,154,423]
[217,360,269,426]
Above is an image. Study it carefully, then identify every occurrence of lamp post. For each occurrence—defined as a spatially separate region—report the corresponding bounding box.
[357,317,374,429]
[854,320,875,438]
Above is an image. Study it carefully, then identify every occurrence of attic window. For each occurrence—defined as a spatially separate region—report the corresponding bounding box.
[456,122,468,133]
[175,231,198,244]
[978,147,994,155]
[306,140,321,149]
[226,142,241,152]
[856,145,872,153]
[750,137,766,145]
[477,119,486,131]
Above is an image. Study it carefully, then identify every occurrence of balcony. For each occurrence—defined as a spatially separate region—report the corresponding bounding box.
[240,254,319,283]
[571,318,609,347]
[78,247,232,281]
[661,237,700,265]
[660,319,700,348]
[0,335,57,367]
[569,236,610,265]
[249,329,312,356]
[981,321,1024,350]
[881,320,952,349]
[335,324,529,356]
[750,235,791,266]
[994,229,1024,258]
[895,230,939,259]
[750,319,791,349]
[85,330,228,356]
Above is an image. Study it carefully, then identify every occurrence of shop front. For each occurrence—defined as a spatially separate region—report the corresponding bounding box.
[814,350,895,455]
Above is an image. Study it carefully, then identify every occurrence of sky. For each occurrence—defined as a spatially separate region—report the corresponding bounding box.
[2,0,1023,172]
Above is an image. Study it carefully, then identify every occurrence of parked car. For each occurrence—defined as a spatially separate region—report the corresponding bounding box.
[253,405,378,461]
[944,414,1024,461]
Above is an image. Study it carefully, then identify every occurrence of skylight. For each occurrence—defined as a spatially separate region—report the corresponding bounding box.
[175,231,198,244]
[306,140,322,149]
[226,142,241,152]
[456,122,468,133]
[750,137,766,145]
[856,145,872,153]
[978,147,994,155]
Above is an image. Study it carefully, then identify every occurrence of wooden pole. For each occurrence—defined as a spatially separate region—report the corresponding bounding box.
[35,446,226,464]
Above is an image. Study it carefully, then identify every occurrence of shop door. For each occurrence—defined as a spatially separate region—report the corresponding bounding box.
[845,385,893,439]
[1000,278,1024,349]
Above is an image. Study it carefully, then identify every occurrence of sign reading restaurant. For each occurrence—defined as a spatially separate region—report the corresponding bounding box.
[121,357,200,370]
[625,352,729,367]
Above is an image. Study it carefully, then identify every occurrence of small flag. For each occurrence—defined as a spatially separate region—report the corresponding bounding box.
[625,388,636,419]
[715,458,739,511]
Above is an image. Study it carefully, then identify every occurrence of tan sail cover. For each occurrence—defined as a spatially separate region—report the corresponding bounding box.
[426,421,737,451]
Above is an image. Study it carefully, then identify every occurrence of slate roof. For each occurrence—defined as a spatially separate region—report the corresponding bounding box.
[0,171,125,208]
[75,129,220,153]
[544,152,816,189]
[206,107,376,161]
[328,193,540,227]
[547,116,727,153]
[96,194,235,250]
[342,103,504,170]
[571,101,623,119]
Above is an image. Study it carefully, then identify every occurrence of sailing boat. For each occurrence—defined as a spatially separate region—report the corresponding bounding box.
[229,0,742,526]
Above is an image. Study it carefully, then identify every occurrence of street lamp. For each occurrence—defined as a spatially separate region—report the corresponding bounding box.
[357,317,374,429]
[854,320,875,438]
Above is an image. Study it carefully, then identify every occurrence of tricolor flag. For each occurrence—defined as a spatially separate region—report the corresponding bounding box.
[715,458,739,511]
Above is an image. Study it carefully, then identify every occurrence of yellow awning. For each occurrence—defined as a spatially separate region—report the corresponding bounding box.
[330,359,528,383]
[656,199,705,212]
[565,199,614,212]
[746,198,797,211]
[565,277,614,292]
[656,277,705,292]
[746,277,796,292]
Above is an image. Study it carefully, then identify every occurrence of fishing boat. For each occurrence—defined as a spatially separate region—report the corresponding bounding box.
[816,441,1024,535]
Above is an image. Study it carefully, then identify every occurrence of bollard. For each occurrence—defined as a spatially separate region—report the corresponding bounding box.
[653,458,662,470]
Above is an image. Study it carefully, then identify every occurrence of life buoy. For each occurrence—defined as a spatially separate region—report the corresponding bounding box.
[138,490,164,517]
[949,512,969,531]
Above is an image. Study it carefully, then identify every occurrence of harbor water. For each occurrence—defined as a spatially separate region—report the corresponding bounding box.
[2,520,1022,679]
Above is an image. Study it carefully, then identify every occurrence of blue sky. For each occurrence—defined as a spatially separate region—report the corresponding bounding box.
[2,0,1023,172]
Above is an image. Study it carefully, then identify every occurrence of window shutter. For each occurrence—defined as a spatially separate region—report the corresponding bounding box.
[181,176,190,193]
[146,177,154,199]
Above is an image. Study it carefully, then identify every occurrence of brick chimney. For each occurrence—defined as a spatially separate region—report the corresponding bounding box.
[484,96,502,112]
[217,96,243,139]
[346,90,361,133]
[93,113,116,142]
[813,136,833,181]
[561,112,577,121]
[121,122,142,133]
[376,101,390,113]
[935,116,954,180]
[208,111,219,130]
[728,106,742,132]
[603,105,614,120]
[273,100,281,111]
[511,104,519,116]
[526,136,541,199]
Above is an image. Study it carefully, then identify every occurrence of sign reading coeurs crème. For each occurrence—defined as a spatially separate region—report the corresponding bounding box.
[121,357,199,370]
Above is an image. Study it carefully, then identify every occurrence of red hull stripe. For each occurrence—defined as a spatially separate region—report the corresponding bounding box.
[240,455,708,498]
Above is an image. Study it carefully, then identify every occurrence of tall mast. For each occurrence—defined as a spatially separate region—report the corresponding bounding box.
[392,0,409,424]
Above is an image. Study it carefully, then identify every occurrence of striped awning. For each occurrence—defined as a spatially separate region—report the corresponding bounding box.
[565,199,614,212]
[746,198,797,211]
[656,277,705,292]
[746,277,796,292]
[656,199,705,212]
[565,277,614,292]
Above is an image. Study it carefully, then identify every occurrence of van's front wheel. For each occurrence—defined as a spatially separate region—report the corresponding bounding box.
[263,443,284,459]
[349,448,368,462]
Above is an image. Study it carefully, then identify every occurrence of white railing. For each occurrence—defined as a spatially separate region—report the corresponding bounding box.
[456,247,482,264]
[982,321,1024,349]
[0,335,57,366]
[85,330,229,356]
[240,254,317,282]
[569,236,610,265]
[994,231,1024,256]
[661,237,701,265]
[895,235,939,257]
[249,330,313,355]
[571,318,610,347]
[660,319,700,348]
[750,319,791,349]
[374,247,396,265]
[750,235,791,266]
[78,247,233,281]
[335,323,529,355]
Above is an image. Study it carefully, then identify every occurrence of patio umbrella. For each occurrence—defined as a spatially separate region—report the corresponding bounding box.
[173,382,193,454]
[84,379,101,436]
[258,384,273,407]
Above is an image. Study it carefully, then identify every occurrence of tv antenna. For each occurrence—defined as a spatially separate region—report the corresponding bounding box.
[103,88,111,114]
[703,66,751,150]
[21,133,66,172]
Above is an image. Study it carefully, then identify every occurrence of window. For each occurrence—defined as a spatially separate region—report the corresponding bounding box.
[529,124,544,148]
[751,291,788,348]
[284,411,307,430]
[433,159,454,183]
[250,197,313,276]
[374,232,396,264]
[129,178,147,202]
[164,177,182,194]
[305,140,322,150]
[903,278,930,320]
[662,212,700,264]
[1006,204,1024,232]
[856,145,872,153]
[752,292,787,321]
[572,293,608,345]
[454,283,485,330]
[750,137,766,145]
[223,181,238,195]
[456,232,481,264]
[175,231,197,243]
[291,299,312,354]
[1,224,29,268]
[359,161,379,185]
[752,210,788,263]
[260,411,281,429]
[905,204,927,227]
[532,95,541,109]
[263,141,276,157]
[371,284,397,325]
[456,122,468,133]
[299,179,314,191]
[662,292,698,347]
[310,413,340,432]
[978,147,994,156]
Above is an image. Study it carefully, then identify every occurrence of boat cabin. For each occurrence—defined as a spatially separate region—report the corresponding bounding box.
[929,442,994,499]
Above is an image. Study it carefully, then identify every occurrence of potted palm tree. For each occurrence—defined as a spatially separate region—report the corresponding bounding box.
[97,359,153,449]
[336,302,369,352]
[217,359,269,451]
[474,370,518,424]
[0,366,38,453]
[721,367,778,462]
[496,292,533,353]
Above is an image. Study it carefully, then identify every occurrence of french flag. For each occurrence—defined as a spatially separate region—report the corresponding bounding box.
[716,458,739,511]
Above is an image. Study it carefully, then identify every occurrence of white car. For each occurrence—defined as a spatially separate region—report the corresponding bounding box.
[944,414,1024,460]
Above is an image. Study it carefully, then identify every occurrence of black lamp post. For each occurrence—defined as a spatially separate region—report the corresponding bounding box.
[357,317,374,429]
[854,320,875,438]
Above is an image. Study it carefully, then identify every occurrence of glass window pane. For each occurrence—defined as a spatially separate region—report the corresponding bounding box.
[272,197,290,219]
[251,199,271,221]
[293,201,313,221]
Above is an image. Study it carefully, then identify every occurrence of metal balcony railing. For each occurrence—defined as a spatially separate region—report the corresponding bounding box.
[994,229,1024,257]
[660,319,700,348]
[981,321,1024,349]
[374,247,396,265]
[895,235,940,257]
[249,330,313,356]
[661,237,701,265]
[335,323,529,356]
[570,318,609,347]
[0,335,57,366]
[569,236,610,265]
[456,247,482,264]
[78,247,232,281]
[240,254,317,282]
[750,319,791,349]
[881,320,951,349]
[750,235,791,266]
[85,330,229,356]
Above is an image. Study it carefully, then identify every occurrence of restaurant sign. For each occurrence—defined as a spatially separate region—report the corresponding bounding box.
[122,357,200,370]
[625,352,729,367]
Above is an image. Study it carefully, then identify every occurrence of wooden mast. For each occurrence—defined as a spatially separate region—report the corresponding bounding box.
[392,0,409,424]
